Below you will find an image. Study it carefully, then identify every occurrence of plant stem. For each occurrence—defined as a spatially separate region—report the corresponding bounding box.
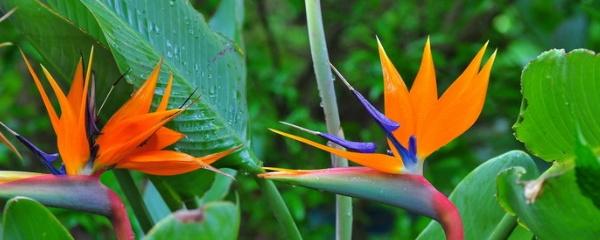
[114,169,154,233]
[432,189,464,240]
[148,177,183,212]
[489,214,518,240]
[304,0,352,239]
[258,178,303,240]
[107,189,134,240]
[239,149,302,240]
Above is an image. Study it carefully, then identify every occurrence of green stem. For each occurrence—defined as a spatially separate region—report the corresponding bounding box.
[113,169,154,233]
[148,177,183,212]
[488,213,518,240]
[304,0,352,239]
[258,178,303,240]
[238,149,302,240]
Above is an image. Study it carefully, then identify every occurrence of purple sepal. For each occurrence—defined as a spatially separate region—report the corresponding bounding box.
[408,136,417,156]
[351,90,399,132]
[15,135,64,175]
[318,133,377,153]
[87,72,100,140]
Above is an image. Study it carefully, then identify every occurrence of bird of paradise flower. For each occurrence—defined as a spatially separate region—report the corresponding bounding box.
[260,38,496,240]
[0,48,238,239]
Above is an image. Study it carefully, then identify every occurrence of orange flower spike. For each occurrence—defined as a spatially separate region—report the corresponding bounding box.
[20,51,61,133]
[270,129,404,174]
[137,127,185,152]
[410,37,438,140]
[116,148,238,176]
[419,49,496,157]
[94,109,183,168]
[22,48,93,175]
[105,59,163,126]
[67,58,84,110]
[40,65,90,175]
[377,39,414,151]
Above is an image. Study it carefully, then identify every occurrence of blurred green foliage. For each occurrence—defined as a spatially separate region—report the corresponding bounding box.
[1,0,599,239]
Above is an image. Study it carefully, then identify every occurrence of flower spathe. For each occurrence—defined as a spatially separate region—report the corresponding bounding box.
[269,38,496,174]
[9,48,237,176]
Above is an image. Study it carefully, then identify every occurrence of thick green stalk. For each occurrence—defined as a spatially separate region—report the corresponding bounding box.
[304,0,352,239]
[148,177,184,212]
[488,213,518,240]
[113,169,154,233]
[258,178,303,240]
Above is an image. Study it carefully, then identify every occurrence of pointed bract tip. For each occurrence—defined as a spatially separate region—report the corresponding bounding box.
[329,63,354,90]
[0,8,17,23]
[0,121,19,136]
[279,121,319,135]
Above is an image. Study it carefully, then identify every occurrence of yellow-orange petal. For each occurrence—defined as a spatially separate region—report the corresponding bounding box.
[105,60,163,125]
[418,49,496,158]
[0,171,44,184]
[95,109,182,168]
[271,128,403,174]
[410,37,438,135]
[377,38,415,158]
[157,73,174,112]
[21,51,61,133]
[0,131,22,159]
[116,148,236,176]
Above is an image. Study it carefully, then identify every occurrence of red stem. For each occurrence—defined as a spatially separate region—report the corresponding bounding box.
[107,190,134,240]
[432,190,464,240]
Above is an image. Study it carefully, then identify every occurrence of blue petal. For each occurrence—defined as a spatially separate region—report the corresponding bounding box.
[318,133,377,153]
[15,135,64,175]
[351,90,399,132]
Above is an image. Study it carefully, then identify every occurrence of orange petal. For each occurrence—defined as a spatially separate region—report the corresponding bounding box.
[137,127,184,151]
[67,58,84,112]
[410,37,438,135]
[106,60,163,125]
[271,128,403,174]
[157,73,174,112]
[95,109,182,168]
[20,51,60,134]
[377,39,414,155]
[117,148,235,176]
[418,49,496,158]
[41,65,90,175]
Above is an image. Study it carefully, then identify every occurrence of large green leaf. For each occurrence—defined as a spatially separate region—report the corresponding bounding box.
[575,138,600,209]
[1,0,127,116]
[2,197,73,240]
[417,151,538,240]
[497,166,600,239]
[514,49,600,162]
[145,201,239,240]
[78,0,251,164]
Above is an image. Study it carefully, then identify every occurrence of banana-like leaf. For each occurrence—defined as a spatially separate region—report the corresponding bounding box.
[418,151,538,240]
[2,197,74,240]
[514,49,600,162]
[0,0,128,116]
[497,167,600,239]
[146,201,240,240]
[77,0,250,164]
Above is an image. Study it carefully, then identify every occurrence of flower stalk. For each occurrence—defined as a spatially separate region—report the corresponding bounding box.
[304,0,353,239]
[113,169,154,233]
